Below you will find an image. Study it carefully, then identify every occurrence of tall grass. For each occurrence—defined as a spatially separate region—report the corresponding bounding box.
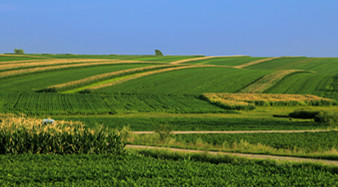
[0,115,124,154]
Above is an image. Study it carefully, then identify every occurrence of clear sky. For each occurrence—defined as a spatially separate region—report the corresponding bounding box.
[1,0,337,57]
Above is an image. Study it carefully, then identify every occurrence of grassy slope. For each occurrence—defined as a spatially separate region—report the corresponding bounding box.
[96,67,270,94]
[0,64,152,93]
[0,154,336,186]
[183,56,267,66]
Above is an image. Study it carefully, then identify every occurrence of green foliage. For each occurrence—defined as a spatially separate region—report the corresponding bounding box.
[289,109,320,119]
[155,124,173,142]
[14,48,24,54]
[155,49,163,56]
[0,153,336,185]
[314,111,338,126]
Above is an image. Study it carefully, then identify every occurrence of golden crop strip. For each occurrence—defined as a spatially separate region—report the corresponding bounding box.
[203,93,334,102]
[49,64,176,89]
[239,70,310,93]
[0,59,47,65]
[0,114,87,135]
[234,57,281,68]
[0,60,153,78]
[0,59,121,71]
[0,54,48,58]
[89,65,212,90]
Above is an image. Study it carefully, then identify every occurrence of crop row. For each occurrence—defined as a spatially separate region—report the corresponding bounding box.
[0,151,336,185]
[0,92,227,115]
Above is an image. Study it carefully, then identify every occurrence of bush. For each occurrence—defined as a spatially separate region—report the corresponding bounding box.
[155,49,164,56]
[14,48,24,54]
[314,111,338,126]
[288,109,320,119]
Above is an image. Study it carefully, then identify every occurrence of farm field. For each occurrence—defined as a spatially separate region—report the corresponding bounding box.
[1,152,337,186]
[0,54,337,185]
[96,67,270,94]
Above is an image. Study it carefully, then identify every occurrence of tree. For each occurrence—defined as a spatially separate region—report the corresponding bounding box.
[155,49,163,56]
[14,48,24,54]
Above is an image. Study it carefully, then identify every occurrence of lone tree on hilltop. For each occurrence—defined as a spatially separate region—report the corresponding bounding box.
[14,48,24,54]
[155,49,163,56]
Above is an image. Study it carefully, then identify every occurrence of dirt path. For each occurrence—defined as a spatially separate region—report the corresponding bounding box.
[126,144,338,166]
[132,129,336,134]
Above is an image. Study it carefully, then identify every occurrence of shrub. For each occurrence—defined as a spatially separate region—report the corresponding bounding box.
[288,109,320,119]
[14,48,24,54]
[155,49,164,56]
[314,111,338,126]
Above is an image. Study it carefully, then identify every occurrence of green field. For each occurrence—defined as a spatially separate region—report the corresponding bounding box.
[0,64,154,93]
[1,152,336,186]
[96,67,270,94]
[0,54,337,185]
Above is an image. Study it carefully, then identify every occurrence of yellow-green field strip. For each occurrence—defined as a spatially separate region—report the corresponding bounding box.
[126,144,338,166]
[234,57,281,68]
[0,58,119,70]
[0,60,155,78]
[239,70,315,93]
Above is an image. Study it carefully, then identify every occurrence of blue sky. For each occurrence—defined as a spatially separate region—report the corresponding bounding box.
[1,0,337,56]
